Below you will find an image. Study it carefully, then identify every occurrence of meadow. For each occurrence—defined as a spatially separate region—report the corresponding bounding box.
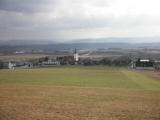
[0,67,160,120]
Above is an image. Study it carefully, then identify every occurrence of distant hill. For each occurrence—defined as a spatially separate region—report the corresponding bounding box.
[1,37,160,45]
[0,37,160,53]
[0,43,160,54]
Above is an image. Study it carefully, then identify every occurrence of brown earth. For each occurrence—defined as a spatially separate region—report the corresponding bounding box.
[0,85,160,120]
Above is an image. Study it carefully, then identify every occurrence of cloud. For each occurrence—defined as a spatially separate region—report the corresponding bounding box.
[0,0,59,13]
[0,0,160,41]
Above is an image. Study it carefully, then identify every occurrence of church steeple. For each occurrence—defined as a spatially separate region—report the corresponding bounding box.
[74,48,79,63]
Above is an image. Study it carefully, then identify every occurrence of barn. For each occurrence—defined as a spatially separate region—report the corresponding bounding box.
[132,59,154,70]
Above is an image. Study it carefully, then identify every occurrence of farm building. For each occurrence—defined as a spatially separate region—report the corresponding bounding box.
[14,62,33,68]
[131,59,154,70]
[41,59,60,67]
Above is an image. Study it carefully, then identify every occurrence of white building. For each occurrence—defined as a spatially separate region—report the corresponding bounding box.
[8,62,16,69]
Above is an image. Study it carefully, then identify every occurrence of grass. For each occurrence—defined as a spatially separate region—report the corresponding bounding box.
[0,66,160,120]
[0,67,160,90]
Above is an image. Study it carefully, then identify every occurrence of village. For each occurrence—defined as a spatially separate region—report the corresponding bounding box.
[0,48,160,71]
[1,49,79,69]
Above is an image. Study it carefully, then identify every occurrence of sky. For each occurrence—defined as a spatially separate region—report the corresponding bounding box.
[0,0,160,42]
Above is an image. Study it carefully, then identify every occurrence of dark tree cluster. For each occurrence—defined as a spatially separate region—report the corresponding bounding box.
[80,56,131,66]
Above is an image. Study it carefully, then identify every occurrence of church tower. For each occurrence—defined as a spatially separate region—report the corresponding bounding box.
[74,48,79,63]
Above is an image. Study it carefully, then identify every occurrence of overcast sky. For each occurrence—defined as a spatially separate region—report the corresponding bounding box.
[0,0,160,42]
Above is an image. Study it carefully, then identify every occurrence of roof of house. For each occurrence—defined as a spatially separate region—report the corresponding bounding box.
[140,59,150,62]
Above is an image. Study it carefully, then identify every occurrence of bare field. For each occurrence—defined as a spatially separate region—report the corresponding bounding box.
[0,67,160,120]
[0,85,160,120]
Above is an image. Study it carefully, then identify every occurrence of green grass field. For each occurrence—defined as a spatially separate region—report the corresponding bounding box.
[0,67,160,120]
[0,67,160,90]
